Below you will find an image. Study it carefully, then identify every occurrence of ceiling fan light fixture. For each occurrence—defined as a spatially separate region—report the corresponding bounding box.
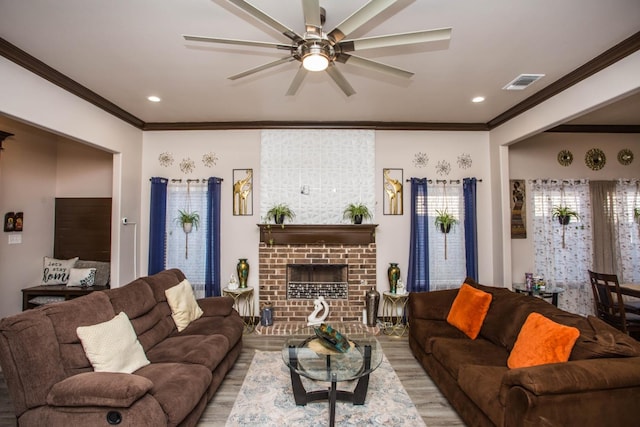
[302,44,329,72]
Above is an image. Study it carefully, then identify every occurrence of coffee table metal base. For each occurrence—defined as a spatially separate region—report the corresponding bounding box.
[288,345,372,427]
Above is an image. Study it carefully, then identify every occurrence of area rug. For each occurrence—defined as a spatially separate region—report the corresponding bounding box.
[225,350,426,427]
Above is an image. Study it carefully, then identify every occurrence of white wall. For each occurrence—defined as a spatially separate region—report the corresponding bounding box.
[0,56,143,298]
[142,129,492,312]
[509,132,640,284]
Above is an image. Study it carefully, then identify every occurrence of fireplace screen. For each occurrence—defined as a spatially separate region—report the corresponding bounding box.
[286,264,348,300]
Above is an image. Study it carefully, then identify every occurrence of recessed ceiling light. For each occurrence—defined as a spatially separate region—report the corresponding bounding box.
[147,95,161,102]
[472,96,485,103]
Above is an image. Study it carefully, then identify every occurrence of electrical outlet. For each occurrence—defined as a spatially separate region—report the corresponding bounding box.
[8,234,22,244]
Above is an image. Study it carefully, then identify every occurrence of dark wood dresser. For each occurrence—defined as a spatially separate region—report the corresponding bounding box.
[22,285,109,310]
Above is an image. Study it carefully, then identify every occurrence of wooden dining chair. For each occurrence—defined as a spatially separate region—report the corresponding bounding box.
[589,270,640,338]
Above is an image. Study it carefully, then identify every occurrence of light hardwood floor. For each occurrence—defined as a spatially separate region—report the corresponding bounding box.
[0,334,464,427]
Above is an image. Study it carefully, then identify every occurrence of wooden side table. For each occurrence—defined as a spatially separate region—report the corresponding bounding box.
[381,291,409,336]
[22,285,109,311]
[222,286,256,333]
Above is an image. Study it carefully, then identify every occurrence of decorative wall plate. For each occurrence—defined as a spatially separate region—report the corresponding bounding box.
[585,148,606,171]
[557,150,573,166]
[617,149,633,165]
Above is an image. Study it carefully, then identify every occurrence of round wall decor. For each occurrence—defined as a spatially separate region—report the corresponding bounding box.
[617,149,633,165]
[585,148,606,171]
[557,150,573,166]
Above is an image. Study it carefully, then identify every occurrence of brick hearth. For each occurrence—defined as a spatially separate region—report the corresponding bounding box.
[258,242,377,325]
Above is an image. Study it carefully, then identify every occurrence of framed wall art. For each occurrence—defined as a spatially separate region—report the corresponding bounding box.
[510,180,526,239]
[383,168,403,215]
[233,169,253,216]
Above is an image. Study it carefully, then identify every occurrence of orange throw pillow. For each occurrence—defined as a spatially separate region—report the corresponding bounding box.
[446,283,492,339]
[508,312,580,369]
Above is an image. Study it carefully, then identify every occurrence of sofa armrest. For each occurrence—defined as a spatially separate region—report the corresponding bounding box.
[197,296,234,317]
[46,372,153,408]
[500,357,640,403]
[408,289,458,321]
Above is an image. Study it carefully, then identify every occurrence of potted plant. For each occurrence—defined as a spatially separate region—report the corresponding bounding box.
[635,207,640,224]
[266,203,295,225]
[175,209,200,233]
[551,205,579,249]
[551,206,580,225]
[434,209,458,260]
[343,203,372,224]
[434,209,458,234]
[175,209,200,259]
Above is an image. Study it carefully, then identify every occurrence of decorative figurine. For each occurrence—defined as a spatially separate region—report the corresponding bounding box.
[307,296,329,326]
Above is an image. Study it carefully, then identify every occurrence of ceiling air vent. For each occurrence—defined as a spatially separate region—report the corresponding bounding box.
[503,74,545,90]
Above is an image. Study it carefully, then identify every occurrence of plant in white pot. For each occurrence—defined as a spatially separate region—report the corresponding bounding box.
[175,209,200,258]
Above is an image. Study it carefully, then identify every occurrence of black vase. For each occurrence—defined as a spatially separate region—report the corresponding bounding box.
[274,214,284,225]
[365,287,380,326]
[558,216,571,225]
[354,214,363,224]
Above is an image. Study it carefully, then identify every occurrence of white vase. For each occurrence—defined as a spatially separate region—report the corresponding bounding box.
[182,222,193,233]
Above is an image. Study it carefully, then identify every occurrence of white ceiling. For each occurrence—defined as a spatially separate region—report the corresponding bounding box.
[1,0,639,126]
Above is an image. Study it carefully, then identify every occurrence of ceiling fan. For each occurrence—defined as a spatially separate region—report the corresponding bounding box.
[183,0,451,97]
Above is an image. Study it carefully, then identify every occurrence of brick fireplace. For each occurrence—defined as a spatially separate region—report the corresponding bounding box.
[258,225,377,325]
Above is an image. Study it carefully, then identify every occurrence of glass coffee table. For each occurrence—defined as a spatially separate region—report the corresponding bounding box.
[282,324,383,427]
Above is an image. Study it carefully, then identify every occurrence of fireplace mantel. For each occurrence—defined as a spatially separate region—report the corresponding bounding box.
[258,224,377,245]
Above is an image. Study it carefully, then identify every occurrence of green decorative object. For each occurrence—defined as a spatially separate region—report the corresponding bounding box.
[387,263,401,294]
[314,323,350,353]
[236,258,249,288]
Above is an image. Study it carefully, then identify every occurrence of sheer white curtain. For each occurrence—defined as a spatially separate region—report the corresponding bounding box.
[530,179,593,315]
[427,182,466,290]
[615,179,640,284]
[166,180,208,298]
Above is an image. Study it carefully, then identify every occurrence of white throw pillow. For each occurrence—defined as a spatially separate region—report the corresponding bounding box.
[165,279,204,332]
[76,312,150,374]
[42,256,79,285]
[67,268,97,287]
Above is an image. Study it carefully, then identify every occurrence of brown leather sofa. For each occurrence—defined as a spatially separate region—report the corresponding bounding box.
[408,278,640,427]
[0,269,243,426]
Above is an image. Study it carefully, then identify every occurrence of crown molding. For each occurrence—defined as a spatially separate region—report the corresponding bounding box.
[487,31,640,129]
[546,124,640,133]
[2,30,639,132]
[142,121,488,131]
[0,37,145,129]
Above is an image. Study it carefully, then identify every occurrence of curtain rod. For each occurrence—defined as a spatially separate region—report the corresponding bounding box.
[405,178,483,183]
[169,178,224,183]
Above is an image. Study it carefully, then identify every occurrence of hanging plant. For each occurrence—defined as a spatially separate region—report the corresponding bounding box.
[175,209,200,258]
[634,207,640,224]
[551,205,580,249]
[434,209,458,260]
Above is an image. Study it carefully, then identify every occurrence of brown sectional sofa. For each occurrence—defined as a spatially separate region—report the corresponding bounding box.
[408,278,640,427]
[0,268,243,426]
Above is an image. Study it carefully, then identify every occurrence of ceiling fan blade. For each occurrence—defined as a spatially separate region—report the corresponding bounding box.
[339,28,452,52]
[325,64,356,97]
[327,0,397,44]
[228,57,295,80]
[285,66,308,96]
[183,35,292,51]
[228,0,304,43]
[336,54,413,79]
[302,0,322,34]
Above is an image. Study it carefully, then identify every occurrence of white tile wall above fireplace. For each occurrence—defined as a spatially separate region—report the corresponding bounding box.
[260,129,376,224]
